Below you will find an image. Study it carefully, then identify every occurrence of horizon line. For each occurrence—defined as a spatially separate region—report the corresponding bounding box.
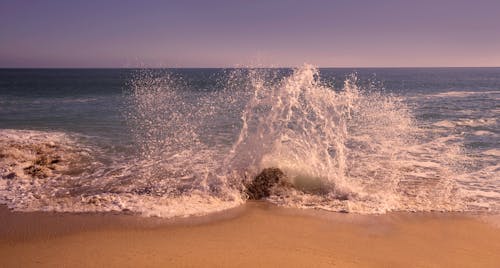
[1,66,500,69]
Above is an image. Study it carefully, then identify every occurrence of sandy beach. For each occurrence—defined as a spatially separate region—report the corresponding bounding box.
[1,203,499,267]
[2,1,500,267]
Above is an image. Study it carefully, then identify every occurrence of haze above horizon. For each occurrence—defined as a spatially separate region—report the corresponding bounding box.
[1,0,499,68]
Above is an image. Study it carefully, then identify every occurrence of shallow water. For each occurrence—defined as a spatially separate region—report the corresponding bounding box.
[0,66,498,217]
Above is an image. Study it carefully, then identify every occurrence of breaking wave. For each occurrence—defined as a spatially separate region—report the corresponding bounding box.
[1,65,496,217]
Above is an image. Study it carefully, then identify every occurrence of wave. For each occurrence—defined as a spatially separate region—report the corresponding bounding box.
[427,90,500,99]
[0,129,243,217]
[1,65,498,217]
[0,97,100,105]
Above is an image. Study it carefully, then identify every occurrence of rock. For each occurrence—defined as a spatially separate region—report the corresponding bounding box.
[4,172,16,180]
[246,168,287,200]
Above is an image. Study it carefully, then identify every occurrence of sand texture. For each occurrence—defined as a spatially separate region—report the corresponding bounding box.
[1,203,499,267]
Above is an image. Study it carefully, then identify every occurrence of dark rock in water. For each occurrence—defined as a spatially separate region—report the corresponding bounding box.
[4,172,16,180]
[246,168,287,200]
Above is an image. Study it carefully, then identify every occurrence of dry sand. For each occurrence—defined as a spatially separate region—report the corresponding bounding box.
[1,202,499,267]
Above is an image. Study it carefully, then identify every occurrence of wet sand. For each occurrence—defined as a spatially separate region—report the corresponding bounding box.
[1,203,499,267]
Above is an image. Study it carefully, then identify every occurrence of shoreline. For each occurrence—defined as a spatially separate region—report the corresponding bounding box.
[1,203,500,267]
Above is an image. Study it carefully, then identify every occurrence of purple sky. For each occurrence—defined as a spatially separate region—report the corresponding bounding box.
[1,0,499,67]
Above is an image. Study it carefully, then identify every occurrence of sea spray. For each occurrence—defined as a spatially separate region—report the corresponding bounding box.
[223,65,443,212]
[123,64,465,213]
[0,65,475,216]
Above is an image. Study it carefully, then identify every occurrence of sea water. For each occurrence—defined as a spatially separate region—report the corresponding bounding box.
[0,66,498,217]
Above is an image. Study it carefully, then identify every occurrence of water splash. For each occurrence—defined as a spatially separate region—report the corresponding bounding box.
[0,64,477,216]
[222,65,463,212]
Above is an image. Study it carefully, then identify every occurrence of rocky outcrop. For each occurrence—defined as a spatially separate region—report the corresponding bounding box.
[246,168,289,200]
[22,146,62,178]
[1,141,64,180]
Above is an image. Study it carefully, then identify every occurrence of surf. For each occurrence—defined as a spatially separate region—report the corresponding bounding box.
[0,64,486,217]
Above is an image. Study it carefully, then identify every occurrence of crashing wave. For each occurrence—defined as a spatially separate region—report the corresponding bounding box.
[1,64,493,217]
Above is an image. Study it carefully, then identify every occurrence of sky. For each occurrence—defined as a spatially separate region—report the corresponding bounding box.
[1,0,499,68]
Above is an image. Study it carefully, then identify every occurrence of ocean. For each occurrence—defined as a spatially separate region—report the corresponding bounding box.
[0,66,498,217]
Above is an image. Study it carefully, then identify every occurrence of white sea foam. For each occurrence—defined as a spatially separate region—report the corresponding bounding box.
[0,129,242,217]
[433,120,456,128]
[428,90,500,99]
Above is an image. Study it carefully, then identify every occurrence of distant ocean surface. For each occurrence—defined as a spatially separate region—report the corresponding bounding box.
[0,66,498,217]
